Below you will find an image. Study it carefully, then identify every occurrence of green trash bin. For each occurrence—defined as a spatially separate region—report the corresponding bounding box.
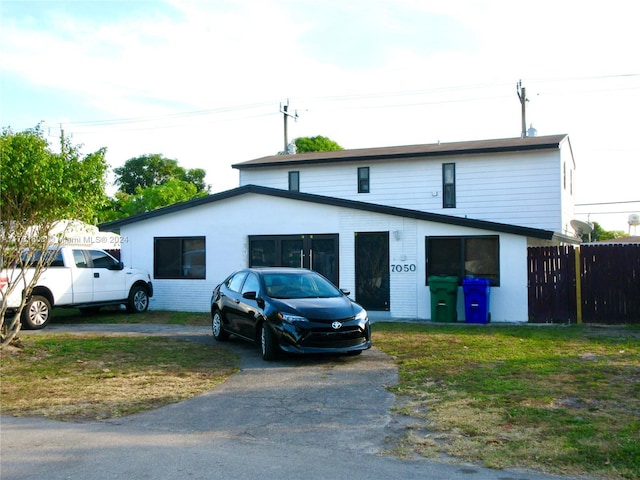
[429,276,459,322]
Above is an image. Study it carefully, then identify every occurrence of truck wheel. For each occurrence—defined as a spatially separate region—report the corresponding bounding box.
[127,285,149,313]
[21,295,52,330]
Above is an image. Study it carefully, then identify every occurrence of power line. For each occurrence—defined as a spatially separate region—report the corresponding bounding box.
[576,200,640,206]
[575,210,639,215]
[40,74,640,134]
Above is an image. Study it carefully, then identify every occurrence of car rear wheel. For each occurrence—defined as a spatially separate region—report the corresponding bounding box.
[212,311,229,341]
[21,295,51,330]
[260,323,278,361]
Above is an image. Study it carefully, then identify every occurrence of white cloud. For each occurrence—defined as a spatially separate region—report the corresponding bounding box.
[1,0,638,230]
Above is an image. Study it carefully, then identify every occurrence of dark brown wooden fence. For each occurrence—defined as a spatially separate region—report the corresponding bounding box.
[579,244,640,323]
[528,244,640,324]
[528,246,577,323]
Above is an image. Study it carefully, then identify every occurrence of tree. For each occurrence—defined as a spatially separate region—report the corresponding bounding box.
[1,125,108,346]
[589,222,627,242]
[101,154,209,220]
[283,136,343,154]
[113,154,209,195]
[117,178,207,217]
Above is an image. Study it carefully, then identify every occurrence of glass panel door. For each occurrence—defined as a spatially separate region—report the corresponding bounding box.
[309,235,338,285]
[355,232,390,311]
[281,238,304,268]
[250,239,276,266]
[249,235,340,285]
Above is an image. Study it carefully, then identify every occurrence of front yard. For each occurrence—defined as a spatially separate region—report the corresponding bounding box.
[1,309,638,479]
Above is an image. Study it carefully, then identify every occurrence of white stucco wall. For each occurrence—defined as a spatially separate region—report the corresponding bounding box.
[117,192,531,322]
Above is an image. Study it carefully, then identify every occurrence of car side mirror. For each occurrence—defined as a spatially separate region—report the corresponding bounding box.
[109,262,124,271]
[242,291,264,308]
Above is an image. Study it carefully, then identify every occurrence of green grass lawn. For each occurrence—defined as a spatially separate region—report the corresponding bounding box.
[372,322,640,480]
[49,307,211,326]
[2,310,638,479]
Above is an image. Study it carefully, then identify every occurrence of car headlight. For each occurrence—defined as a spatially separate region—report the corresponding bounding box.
[355,309,368,322]
[279,312,308,322]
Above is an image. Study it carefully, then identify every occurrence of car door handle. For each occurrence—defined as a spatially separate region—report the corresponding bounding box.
[94,272,100,278]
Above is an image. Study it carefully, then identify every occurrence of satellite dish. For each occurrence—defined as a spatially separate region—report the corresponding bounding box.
[570,219,593,238]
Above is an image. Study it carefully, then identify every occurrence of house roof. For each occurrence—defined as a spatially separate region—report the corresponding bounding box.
[99,184,578,244]
[232,134,571,170]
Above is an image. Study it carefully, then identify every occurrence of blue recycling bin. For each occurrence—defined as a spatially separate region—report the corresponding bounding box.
[462,278,491,324]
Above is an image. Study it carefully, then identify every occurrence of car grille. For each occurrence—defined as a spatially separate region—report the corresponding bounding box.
[301,326,368,348]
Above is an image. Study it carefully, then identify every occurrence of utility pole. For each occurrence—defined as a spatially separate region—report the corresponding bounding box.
[516,80,528,137]
[60,124,65,155]
[280,100,298,153]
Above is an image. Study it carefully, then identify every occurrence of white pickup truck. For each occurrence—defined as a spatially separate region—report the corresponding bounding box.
[1,246,153,330]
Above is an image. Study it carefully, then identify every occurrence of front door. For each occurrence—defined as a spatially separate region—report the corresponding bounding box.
[355,232,390,311]
[249,234,339,285]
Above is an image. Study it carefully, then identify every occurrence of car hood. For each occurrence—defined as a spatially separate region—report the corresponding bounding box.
[272,295,361,321]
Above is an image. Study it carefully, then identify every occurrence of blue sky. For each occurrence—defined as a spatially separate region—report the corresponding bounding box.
[1,0,639,232]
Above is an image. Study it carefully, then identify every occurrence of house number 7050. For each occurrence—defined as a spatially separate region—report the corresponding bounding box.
[391,264,417,273]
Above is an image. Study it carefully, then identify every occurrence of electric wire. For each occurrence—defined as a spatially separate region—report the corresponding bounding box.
[40,73,639,134]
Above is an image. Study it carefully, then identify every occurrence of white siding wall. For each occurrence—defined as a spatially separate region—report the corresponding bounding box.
[239,149,566,231]
[119,193,530,322]
[560,145,576,236]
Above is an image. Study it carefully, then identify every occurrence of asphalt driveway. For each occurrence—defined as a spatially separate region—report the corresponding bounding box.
[1,324,570,480]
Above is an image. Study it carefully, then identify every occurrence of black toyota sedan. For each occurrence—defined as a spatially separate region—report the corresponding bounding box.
[211,268,371,361]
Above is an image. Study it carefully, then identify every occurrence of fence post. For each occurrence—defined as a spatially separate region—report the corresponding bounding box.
[574,247,582,324]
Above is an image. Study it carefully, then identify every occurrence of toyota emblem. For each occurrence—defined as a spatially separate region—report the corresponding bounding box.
[331,321,342,330]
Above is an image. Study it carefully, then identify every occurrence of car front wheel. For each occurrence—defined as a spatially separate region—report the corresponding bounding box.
[127,285,149,313]
[21,295,52,330]
[212,311,229,341]
[260,323,278,361]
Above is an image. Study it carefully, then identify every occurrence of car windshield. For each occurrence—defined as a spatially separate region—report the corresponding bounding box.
[262,272,342,299]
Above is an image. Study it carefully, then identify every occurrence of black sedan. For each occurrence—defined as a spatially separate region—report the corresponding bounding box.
[211,268,371,361]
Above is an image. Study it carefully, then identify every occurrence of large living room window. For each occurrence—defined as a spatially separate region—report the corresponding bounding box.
[154,236,206,279]
[425,235,499,285]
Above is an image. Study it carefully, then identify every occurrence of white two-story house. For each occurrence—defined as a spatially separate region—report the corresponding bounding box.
[100,134,578,322]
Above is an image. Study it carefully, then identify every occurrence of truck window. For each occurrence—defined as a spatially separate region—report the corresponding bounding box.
[88,250,118,268]
[73,250,88,268]
[21,249,64,267]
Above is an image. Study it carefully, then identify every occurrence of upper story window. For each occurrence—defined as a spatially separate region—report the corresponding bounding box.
[442,163,456,208]
[358,167,370,193]
[288,171,300,192]
[570,168,573,195]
